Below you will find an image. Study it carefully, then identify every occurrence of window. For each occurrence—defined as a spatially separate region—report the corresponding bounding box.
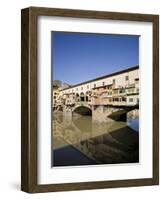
[94,83,96,88]
[102,81,105,86]
[76,88,78,91]
[87,85,89,89]
[128,88,135,93]
[135,78,139,83]
[129,98,133,102]
[113,79,115,84]
[125,75,129,81]
[81,87,83,90]
[113,98,118,102]
[113,90,118,94]
[122,97,126,102]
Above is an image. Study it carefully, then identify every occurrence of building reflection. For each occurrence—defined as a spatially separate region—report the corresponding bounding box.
[53,110,139,166]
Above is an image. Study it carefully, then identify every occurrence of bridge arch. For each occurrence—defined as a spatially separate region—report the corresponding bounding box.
[106,106,138,121]
[72,105,92,116]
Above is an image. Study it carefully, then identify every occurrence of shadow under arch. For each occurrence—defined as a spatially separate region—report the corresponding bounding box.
[107,107,139,121]
[73,106,92,116]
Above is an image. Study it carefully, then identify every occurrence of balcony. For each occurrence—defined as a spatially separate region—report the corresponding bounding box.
[91,92,98,97]
[126,87,139,95]
[65,98,75,105]
[112,88,126,97]
[112,101,127,106]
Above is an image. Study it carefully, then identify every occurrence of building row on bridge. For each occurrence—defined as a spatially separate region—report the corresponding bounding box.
[53,66,139,109]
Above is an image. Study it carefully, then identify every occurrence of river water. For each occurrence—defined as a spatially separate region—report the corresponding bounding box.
[52,110,139,167]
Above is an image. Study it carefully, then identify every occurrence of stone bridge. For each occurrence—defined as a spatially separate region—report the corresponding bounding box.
[60,102,138,122]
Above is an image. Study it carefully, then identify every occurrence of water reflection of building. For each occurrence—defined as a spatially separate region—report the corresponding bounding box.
[53,113,139,166]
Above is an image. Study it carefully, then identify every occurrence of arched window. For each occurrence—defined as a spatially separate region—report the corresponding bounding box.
[85,91,89,102]
[80,92,85,102]
[76,93,80,102]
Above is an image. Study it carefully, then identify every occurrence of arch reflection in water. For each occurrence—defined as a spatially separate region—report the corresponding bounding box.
[53,110,139,167]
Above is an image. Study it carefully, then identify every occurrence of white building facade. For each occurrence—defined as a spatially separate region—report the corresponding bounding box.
[56,66,139,108]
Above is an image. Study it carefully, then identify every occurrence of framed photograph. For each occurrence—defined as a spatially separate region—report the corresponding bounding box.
[21,7,159,193]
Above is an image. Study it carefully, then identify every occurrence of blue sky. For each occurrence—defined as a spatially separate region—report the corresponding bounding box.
[52,32,139,85]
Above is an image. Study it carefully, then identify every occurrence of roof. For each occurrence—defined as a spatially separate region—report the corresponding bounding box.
[61,65,139,91]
